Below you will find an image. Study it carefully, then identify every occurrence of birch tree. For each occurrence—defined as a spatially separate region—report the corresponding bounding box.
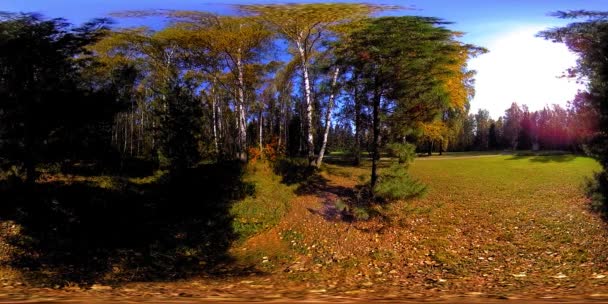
[241,3,382,165]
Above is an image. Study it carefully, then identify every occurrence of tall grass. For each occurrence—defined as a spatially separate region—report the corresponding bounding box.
[231,162,295,240]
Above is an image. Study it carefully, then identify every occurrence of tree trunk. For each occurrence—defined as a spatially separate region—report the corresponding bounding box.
[439,139,443,156]
[299,101,304,155]
[24,134,36,185]
[296,40,315,166]
[124,113,128,154]
[217,97,223,148]
[259,111,263,158]
[428,140,433,156]
[370,77,381,191]
[354,73,361,166]
[236,50,248,162]
[130,108,134,156]
[23,102,36,185]
[151,120,155,151]
[212,93,219,156]
[278,96,283,151]
[139,107,143,156]
[316,67,340,168]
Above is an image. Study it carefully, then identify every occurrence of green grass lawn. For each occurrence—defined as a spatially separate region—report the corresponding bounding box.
[231,163,295,240]
[407,154,607,291]
[321,153,608,294]
[2,152,607,296]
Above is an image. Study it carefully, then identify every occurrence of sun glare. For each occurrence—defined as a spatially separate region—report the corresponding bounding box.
[469,26,584,118]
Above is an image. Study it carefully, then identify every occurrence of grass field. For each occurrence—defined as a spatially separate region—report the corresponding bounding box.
[2,152,608,300]
[406,154,607,285]
[237,153,608,297]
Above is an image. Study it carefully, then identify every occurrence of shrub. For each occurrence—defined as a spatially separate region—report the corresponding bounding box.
[586,170,608,214]
[248,147,262,164]
[374,164,427,201]
[352,207,370,221]
[386,142,416,165]
[231,163,294,240]
[272,157,316,185]
[264,138,282,162]
[335,199,348,212]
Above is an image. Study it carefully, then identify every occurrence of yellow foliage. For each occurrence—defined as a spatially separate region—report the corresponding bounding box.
[420,121,447,141]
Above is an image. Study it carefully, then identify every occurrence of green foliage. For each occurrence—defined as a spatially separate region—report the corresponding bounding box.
[352,206,371,221]
[231,163,293,240]
[0,13,120,182]
[334,199,348,212]
[157,85,204,172]
[586,171,608,214]
[540,11,608,211]
[240,3,386,41]
[374,164,427,201]
[386,142,417,165]
[271,157,317,185]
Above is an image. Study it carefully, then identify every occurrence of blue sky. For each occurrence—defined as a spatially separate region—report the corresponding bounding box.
[3,0,608,118]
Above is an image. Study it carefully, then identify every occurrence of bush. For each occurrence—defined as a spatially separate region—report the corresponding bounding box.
[248,147,262,164]
[231,163,294,240]
[352,207,370,221]
[374,164,427,201]
[272,157,316,185]
[586,170,608,214]
[386,142,416,165]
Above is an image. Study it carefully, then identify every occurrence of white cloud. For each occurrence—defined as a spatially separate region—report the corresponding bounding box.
[468,25,584,119]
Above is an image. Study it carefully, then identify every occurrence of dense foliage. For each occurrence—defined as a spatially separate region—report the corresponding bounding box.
[0,5,482,190]
[0,14,120,182]
[538,11,608,211]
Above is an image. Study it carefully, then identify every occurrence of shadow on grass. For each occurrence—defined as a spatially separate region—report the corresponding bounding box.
[272,157,387,225]
[0,161,259,286]
[271,158,317,186]
[506,153,577,163]
[46,154,158,178]
[271,157,349,196]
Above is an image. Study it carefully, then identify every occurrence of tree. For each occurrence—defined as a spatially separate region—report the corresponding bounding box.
[420,121,446,155]
[474,109,491,150]
[503,102,523,150]
[169,14,273,162]
[488,121,499,150]
[539,11,608,209]
[340,16,462,190]
[518,106,534,150]
[0,13,118,183]
[89,26,184,163]
[567,91,599,151]
[241,4,381,165]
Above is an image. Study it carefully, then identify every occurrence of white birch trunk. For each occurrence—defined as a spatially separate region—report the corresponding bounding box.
[236,50,247,162]
[296,39,315,164]
[212,93,219,156]
[315,66,340,167]
[259,111,263,157]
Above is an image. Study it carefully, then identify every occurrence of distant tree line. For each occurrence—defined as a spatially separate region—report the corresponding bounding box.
[446,95,597,153]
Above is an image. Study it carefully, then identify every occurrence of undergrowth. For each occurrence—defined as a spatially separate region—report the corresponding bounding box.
[231,162,295,240]
[374,164,427,201]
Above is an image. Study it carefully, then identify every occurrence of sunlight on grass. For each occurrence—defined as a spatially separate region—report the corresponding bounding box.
[401,154,606,290]
[231,163,295,240]
[317,153,608,294]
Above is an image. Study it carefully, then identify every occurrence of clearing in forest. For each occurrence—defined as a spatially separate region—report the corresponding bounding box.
[1,153,608,302]
[225,153,608,298]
